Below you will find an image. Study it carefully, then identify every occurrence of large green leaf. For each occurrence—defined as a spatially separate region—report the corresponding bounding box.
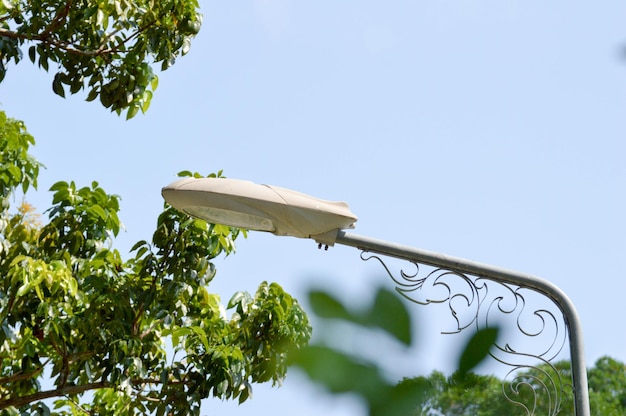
[309,286,412,347]
[290,345,385,396]
[308,290,353,321]
[457,327,499,376]
[366,287,412,346]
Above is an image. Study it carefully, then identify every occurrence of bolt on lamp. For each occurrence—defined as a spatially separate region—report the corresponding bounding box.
[162,177,589,416]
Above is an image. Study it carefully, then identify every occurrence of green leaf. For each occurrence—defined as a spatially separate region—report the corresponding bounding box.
[89,205,107,221]
[366,287,412,346]
[85,87,99,102]
[190,326,209,350]
[126,105,139,120]
[142,90,152,112]
[52,73,65,98]
[308,290,352,321]
[49,181,68,192]
[181,38,191,55]
[70,79,82,94]
[130,240,148,252]
[170,327,192,347]
[227,291,251,312]
[238,381,252,404]
[290,345,387,396]
[373,378,430,416]
[457,327,499,376]
[176,170,194,177]
[28,45,36,63]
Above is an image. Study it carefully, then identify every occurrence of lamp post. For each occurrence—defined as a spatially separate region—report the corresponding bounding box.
[162,177,590,416]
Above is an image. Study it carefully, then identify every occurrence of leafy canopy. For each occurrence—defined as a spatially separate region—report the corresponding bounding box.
[0,111,312,415]
[0,0,202,118]
[409,356,626,416]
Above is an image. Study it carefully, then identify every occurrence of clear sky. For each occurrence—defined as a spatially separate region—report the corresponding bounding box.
[1,1,626,415]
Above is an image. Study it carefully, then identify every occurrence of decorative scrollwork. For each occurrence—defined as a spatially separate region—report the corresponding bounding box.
[359,251,570,415]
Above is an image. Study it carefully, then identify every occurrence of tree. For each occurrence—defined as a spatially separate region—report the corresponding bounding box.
[0,111,312,414]
[291,284,626,416]
[413,371,525,416]
[587,356,626,415]
[0,0,202,118]
[409,356,626,416]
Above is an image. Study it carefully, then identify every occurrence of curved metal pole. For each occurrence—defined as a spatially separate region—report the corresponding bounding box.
[333,231,590,416]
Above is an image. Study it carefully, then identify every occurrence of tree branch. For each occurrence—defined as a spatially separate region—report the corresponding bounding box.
[0,8,171,60]
[35,0,74,41]
[0,381,107,409]
[0,376,189,410]
[0,28,120,58]
[0,367,43,385]
[0,28,26,41]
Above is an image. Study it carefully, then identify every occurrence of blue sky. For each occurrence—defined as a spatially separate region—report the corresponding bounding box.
[1,1,625,414]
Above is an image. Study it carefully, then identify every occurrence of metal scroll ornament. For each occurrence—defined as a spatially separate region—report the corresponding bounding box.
[360,251,571,415]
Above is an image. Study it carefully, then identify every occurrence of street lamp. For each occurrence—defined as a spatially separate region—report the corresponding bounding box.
[162,177,590,416]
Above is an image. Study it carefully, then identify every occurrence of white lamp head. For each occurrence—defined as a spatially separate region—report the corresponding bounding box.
[161,178,357,245]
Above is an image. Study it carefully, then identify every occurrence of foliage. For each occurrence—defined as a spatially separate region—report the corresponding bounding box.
[0,0,202,118]
[407,356,626,416]
[413,370,523,416]
[290,287,499,416]
[456,327,498,377]
[294,280,626,416]
[587,356,626,415]
[0,111,312,414]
